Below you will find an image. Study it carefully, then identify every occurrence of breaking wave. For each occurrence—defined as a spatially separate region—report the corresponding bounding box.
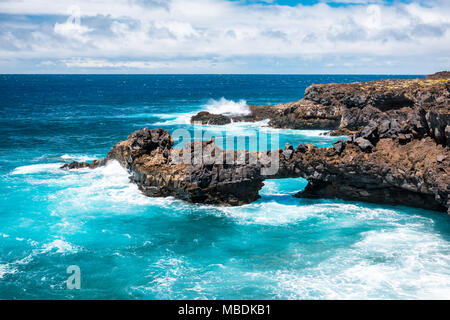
[204,98,250,116]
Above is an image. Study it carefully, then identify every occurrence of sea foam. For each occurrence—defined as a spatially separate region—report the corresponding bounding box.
[204,98,250,116]
[41,239,80,254]
[11,163,64,175]
[153,112,196,125]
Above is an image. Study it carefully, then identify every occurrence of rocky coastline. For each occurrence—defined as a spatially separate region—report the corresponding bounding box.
[62,72,450,213]
[191,72,450,139]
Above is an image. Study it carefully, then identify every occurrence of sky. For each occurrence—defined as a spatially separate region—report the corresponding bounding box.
[0,0,449,74]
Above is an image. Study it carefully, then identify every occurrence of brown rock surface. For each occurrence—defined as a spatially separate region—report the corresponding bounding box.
[106,128,264,206]
[426,71,450,80]
[97,121,449,212]
[61,158,108,169]
[191,75,450,141]
[63,73,450,213]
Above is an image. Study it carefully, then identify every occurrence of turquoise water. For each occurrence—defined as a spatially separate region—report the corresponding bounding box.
[0,75,449,299]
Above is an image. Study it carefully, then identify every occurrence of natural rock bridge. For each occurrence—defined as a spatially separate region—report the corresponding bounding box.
[62,74,450,213]
[64,123,448,213]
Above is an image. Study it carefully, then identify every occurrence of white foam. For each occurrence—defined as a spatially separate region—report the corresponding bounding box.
[10,160,180,212]
[60,154,98,162]
[11,163,64,175]
[202,120,345,142]
[260,127,341,138]
[259,178,308,196]
[0,263,18,279]
[153,112,196,125]
[45,160,184,213]
[129,256,196,299]
[113,113,159,119]
[298,130,329,137]
[259,180,283,196]
[0,254,34,279]
[197,120,273,146]
[207,201,330,226]
[266,226,450,299]
[41,239,80,254]
[205,98,250,116]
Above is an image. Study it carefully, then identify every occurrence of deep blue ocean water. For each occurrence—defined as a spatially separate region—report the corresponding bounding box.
[0,74,449,299]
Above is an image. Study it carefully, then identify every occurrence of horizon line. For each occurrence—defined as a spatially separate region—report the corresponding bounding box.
[0,73,428,76]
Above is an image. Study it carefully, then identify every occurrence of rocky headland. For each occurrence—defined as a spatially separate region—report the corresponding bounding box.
[63,72,450,213]
[191,72,450,139]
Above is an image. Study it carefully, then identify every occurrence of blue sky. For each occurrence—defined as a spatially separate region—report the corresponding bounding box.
[0,0,448,74]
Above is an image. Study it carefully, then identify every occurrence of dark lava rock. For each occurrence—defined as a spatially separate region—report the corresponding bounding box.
[332,139,346,154]
[355,137,374,152]
[283,143,294,160]
[62,74,450,213]
[61,158,108,169]
[61,162,89,169]
[360,121,379,143]
[127,127,173,155]
[189,73,449,139]
[191,111,232,125]
[426,71,450,80]
[295,143,309,153]
[106,128,265,206]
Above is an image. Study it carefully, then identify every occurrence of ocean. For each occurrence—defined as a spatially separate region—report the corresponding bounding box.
[0,74,449,299]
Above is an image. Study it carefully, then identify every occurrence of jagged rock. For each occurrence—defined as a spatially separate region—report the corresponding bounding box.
[127,127,173,155]
[190,74,449,144]
[397,133,413,144]
[332,139,346,154]
[61,158,108,169]
[355,137,374,152]
[107,127,173,168]
[295,144,308,153]
[61,162,89,169]
[378,119,391,135]
[63,123,449,213]
[90,158,108,168]
[360,121,379,143]
[63,74,450,213]
[295,137,449,213]
[191,111,232,125]
[426,71,450,80]
[426,108,450,146]
[283,143,294,160]
[101,124,450,212]
[106,128,265,206]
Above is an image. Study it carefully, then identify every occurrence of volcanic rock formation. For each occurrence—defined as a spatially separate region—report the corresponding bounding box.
[191,74,450,140]
[62,74,450,213]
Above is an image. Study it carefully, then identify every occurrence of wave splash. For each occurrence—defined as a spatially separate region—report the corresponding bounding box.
[11,163,64,175]
[205,98,250,116]
[152,98,250,125]
[153,113,195,125]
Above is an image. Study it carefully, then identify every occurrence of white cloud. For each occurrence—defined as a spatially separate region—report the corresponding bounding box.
[0,0,449,73]
[54,22,92,43]
[155,21,198,39]
[62,57,219,70]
